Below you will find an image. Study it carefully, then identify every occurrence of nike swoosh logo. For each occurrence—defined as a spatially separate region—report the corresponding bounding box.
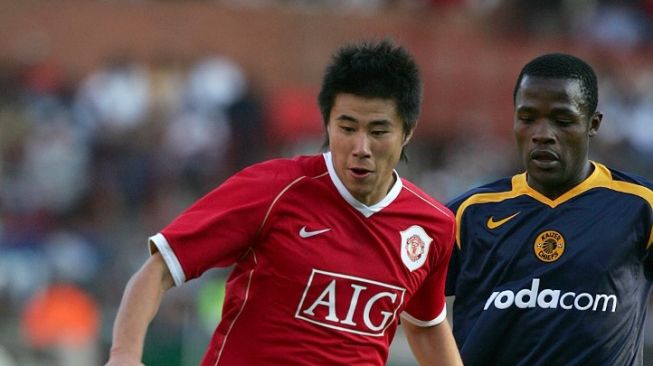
[299,226,331,238]
[487,212,520,229]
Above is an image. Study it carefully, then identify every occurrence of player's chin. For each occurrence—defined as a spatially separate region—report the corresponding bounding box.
[344,182,373,201]
[527,159,560,174]
[528,168,565,186]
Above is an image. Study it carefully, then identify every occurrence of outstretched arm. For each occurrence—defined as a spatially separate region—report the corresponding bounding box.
[106,252,175,366]
[403,318,462,366]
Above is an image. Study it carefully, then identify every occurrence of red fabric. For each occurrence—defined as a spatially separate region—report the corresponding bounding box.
[158,154,455,365]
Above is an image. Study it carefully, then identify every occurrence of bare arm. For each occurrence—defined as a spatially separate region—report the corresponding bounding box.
[105,252,176,366]
[403,319,462,366]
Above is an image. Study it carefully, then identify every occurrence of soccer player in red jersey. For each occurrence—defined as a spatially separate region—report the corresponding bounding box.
[106,39,462,366]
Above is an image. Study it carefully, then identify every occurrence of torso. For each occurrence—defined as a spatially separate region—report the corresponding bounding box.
[447,162,653,366]
[154,153,455,365]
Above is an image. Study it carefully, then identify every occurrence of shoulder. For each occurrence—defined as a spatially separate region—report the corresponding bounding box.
[238,154,328,182]
[401,179,454,221]
[446,176,514,213]
[606,166,653,191]
[600,163,653,207]
[216,154,327,200]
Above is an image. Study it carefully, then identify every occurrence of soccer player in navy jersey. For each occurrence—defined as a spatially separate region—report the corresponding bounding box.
[445,53,653,365]
[106,39,462,366]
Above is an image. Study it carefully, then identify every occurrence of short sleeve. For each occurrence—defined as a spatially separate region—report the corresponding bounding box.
[151,160,300,284]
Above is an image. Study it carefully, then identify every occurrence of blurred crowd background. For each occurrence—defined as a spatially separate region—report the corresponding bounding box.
[1,0,653,365]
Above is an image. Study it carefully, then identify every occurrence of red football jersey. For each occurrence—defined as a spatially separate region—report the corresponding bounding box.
[150,153,455,365]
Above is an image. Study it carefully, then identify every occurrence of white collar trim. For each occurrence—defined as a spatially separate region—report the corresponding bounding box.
[323,152,402,218]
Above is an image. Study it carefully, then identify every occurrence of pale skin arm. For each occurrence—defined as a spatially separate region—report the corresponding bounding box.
[105,252,175,366]
[402,318,463,366]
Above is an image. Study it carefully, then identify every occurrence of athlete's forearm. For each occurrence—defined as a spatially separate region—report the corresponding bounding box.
[403,319,462,366]
[106,253,175,365]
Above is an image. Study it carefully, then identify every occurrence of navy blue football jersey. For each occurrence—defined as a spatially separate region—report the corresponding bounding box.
[446,162,653,365]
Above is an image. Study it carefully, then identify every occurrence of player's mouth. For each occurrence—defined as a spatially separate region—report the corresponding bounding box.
[349,167,373,179]
[530,150,559,169]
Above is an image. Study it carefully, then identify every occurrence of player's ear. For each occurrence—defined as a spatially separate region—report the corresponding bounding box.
[588,111,602,137]
[403,129,414,147]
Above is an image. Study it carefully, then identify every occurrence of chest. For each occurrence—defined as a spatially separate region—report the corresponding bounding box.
[261,187,435,284]
[461,194,649,280]
[251,185,439,331]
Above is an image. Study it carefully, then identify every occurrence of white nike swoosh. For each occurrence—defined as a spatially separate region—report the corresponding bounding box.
[299,226,331,238]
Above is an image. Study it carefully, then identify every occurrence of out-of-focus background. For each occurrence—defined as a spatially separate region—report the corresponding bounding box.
[1,0,652,365]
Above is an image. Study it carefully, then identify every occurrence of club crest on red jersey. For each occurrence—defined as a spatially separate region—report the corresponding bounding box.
[400,225,432,271]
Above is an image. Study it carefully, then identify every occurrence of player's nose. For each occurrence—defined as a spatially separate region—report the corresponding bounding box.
[531,120,556,144]
[352,132,372,158]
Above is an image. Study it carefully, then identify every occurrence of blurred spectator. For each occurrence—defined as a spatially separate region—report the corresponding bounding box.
[225,86,267,170]
[160,55,246,194]
[593,56,653,178]
[183,56,246,115]
[572,0,653,50]
[74,53,150,137]
[0,346,16,366]
[21,283,100,366]
[20,111,89,214]
[147,52,185,120]
[75,53,155,210]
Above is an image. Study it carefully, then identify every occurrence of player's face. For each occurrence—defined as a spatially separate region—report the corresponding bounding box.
[514,76,601,199]
[327,94,411,206]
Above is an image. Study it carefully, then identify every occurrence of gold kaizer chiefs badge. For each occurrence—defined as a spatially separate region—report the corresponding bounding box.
[534,230,565,262]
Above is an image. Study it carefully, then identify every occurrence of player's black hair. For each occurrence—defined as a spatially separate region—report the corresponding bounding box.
[318,39,422,160]
[513,53,598,116]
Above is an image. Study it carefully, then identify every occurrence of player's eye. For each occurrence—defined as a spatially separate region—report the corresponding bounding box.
[554,115,575,125]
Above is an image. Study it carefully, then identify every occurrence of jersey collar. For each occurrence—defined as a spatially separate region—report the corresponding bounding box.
[513,161,612,208]
[323,152,402,218]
